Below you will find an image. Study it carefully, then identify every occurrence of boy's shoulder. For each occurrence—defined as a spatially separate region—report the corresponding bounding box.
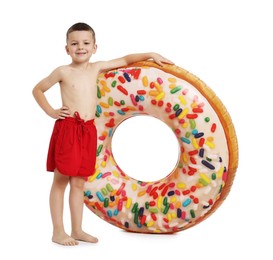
[55,64,71,72]
[51,64,74,76]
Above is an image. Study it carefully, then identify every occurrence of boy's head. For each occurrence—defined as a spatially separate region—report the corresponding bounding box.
[66,22,96,43]
[65,22,97,61]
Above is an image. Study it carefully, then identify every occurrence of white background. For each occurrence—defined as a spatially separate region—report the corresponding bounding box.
[1,0,272,259]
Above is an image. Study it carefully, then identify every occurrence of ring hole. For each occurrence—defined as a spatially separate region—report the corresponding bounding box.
[111,115,180,182]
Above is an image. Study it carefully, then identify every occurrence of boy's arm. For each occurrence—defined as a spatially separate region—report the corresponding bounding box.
[32,67,70,119]
[97,52,173,73]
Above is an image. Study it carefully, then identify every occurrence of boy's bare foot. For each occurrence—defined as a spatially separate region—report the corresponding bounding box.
[52,232,79,246]
[71,230,98,243]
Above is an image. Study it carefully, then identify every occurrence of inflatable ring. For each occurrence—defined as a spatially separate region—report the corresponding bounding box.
[84,61,238,233]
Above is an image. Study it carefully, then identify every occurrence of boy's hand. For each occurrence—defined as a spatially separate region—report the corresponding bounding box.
[51,106,71,119]
[152,53,174,67]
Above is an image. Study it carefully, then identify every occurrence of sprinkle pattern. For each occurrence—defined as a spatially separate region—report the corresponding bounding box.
[84,66,229,233]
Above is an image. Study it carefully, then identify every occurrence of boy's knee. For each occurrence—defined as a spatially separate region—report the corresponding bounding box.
[70,177,85,190]
[53,170,69,188]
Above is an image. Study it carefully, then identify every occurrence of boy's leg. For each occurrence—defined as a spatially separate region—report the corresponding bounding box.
[69,176,98,243]
[50,169,79,246]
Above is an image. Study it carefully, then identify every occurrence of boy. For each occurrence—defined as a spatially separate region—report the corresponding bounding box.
[32,22,173,246]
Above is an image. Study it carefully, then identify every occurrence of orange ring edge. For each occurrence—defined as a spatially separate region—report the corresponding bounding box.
[123,61,239,230]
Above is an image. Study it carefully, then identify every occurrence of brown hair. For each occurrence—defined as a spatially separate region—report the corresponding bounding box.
[66,22,96,42]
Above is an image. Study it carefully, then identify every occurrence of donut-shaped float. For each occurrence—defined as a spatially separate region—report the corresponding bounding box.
[84,61,238,233]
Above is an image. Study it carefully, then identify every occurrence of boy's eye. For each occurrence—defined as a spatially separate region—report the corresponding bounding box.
[71,43,77,46]
[84,42,90,45]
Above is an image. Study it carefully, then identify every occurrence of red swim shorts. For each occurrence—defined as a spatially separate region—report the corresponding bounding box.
[47,112,97,177]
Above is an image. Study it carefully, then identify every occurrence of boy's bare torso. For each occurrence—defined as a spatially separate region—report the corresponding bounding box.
[59,63,99,121]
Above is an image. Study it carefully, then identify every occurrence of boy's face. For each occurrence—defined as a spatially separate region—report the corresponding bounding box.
[65,30,97,62]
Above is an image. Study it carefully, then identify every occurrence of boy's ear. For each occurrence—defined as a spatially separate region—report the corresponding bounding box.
[93,43,97,54]
[65,45,69,54]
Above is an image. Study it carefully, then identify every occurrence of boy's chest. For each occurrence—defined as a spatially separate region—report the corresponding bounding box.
[63,70,97,90]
